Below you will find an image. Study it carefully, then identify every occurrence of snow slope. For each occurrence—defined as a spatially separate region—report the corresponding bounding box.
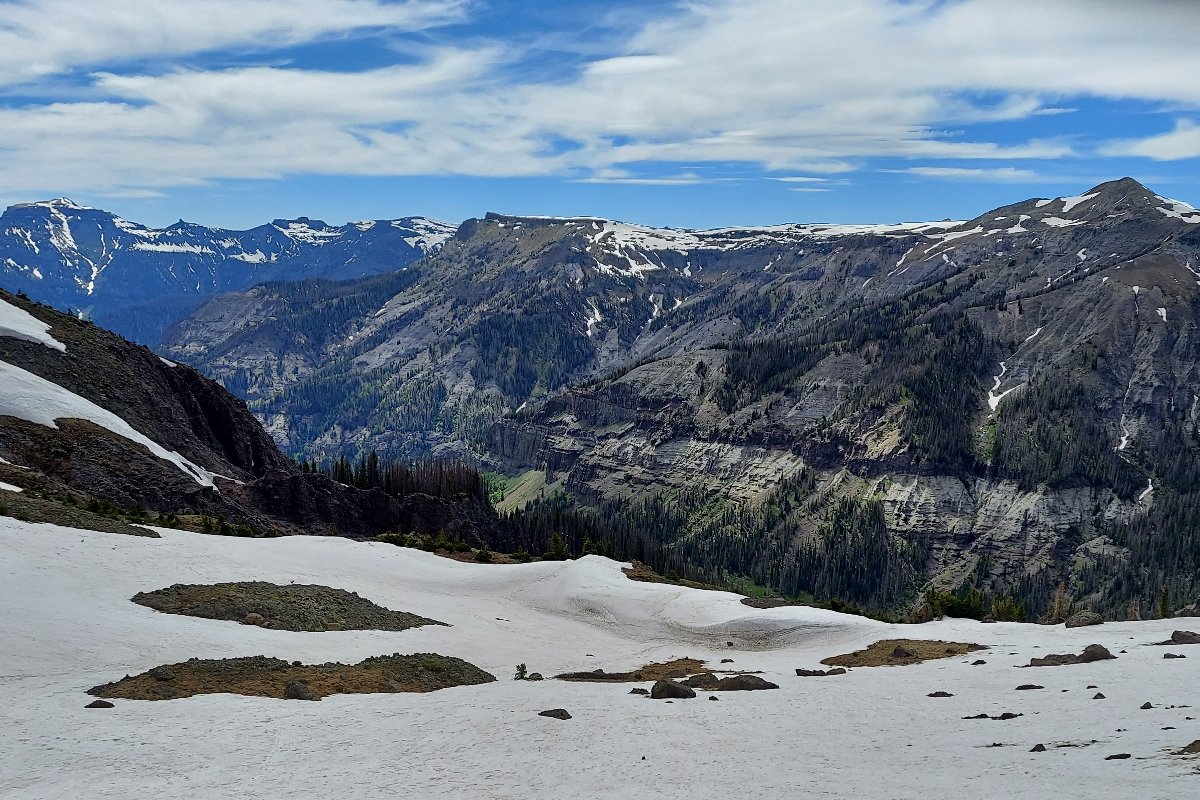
[0,360,224,488]
[0,297,66,352]
[2,520,1197,799]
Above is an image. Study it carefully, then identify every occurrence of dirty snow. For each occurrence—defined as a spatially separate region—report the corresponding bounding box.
[0,359,225,488]
[2,521,1199,800]
[0,296,66,351]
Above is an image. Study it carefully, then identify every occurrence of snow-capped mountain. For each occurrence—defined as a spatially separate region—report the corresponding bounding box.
[0,198,454,344]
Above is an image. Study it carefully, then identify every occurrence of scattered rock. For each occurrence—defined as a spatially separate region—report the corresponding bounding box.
[709,696,719,701]
[629,687,649,696]
[1027,644,1115,667]
[149,666,174,682]
[1176,740,1200,755]
[927,691,954,698]
[726,642,734,648]
[284,681,316,701]
[84,699,114,709]
[720,658,734,664]
[683,672,721,690]
[971,660,987,666]
[1030,743,1046,752]
[1087,685,1098,689]
[892,646,918,659]
[1065,611,1104,628]
[1140,702,1154,710]
[538,708,571,720]
[242,612,265,626]
[650,680,696,700]
[1093,693,1106,699]
[556,658,705,683]
[1016,684,1043,691]
[996,712,1022,721]
[527,673,544,681]
[795,667,846,677]
[1164,653,1186,659]
[1105,753,1132,760]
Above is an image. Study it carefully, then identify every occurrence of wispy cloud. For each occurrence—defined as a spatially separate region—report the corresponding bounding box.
[1100,118,1200,160]
[891,166,1043,182]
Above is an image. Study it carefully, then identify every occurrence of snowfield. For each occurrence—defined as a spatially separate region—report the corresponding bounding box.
[1,519,1197,799]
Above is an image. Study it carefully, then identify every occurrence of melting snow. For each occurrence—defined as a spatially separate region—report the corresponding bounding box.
[131,242,216,255]
[988,362,1019,411]
[1077,249,1088,262]
[585,301,603,338]
[0,297,66,351]
[1157,307,1167,322]
[1139,478,1155,502]
[1153,195,1200,224]
[0,359,226,488]
[1059,192,1099,214]
[1021,327,1043,345]
[1041,217,1086,228]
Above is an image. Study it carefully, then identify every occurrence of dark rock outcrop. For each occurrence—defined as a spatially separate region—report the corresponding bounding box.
[650,680,696,700]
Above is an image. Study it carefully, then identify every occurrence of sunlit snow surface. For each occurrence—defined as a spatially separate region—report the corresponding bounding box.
[0,297,66,351]
[1,520,1197,800]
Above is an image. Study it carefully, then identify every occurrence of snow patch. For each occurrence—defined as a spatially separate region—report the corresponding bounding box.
[0,480,22,492]
[1041,217,1086,228]
[0,297,66,351]
[1156,307,1167,322]
[0,359,227,488]
[130,242,216,255]
[1059,192,1098,214]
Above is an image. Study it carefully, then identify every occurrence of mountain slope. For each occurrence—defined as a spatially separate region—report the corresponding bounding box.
[0,290,504,543]
[0,199,453,344]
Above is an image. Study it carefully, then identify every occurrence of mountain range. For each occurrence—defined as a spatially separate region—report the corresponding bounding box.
[3,178,1199,618]
[0,198,454,344]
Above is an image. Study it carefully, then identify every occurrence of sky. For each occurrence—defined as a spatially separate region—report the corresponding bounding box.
[3,0,1200,230]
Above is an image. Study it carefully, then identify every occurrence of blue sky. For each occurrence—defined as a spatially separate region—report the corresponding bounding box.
[3,0,1200,229]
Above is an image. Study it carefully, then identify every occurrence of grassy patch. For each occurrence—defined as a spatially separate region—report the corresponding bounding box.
[821,639,985,667]
[89,653,495,701]
[132,582,445,632]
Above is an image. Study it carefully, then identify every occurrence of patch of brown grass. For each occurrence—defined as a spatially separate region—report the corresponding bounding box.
[88,653,495,701]
[556,657,707,682]
[621,562,723,592]
[821,639,985,667]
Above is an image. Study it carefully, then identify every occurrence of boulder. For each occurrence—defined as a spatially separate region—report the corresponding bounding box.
[1177,740,1200,755]
[795,667,847,677]
[1030,743,1046,752]
[1065,611,1104,628]
[892,646,918,659]
[1027,644,1115,667]
[1093,692,1106,699]
[1141,702,1154,710]
[538,708,571,720]
[629,687,650,696]
[1164,653,1186,659]
[85,699,114,709]
[1105,753,1132,760]
[149,666,174,682]
[242,612,265,626]
[527,673,544,681]
[1016,684,1043,691]
[716,674,778,691]
[283,681,317,701]
[927,691,953,698]
[1169,630,1200,645]
[650,680,696,700]
[682,673,721,690]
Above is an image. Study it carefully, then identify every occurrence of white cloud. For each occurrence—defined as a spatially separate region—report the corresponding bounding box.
[1101,118,1200,161]
[0,0,468,86]
[2,0,1200,195]
[893,167,1042,182]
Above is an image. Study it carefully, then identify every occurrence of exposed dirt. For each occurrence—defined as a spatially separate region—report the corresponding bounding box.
[821,639,986,667]
[88,653,496,701]
[132,581,445,632]
[556,658,707,683]
[0,490,157,537]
